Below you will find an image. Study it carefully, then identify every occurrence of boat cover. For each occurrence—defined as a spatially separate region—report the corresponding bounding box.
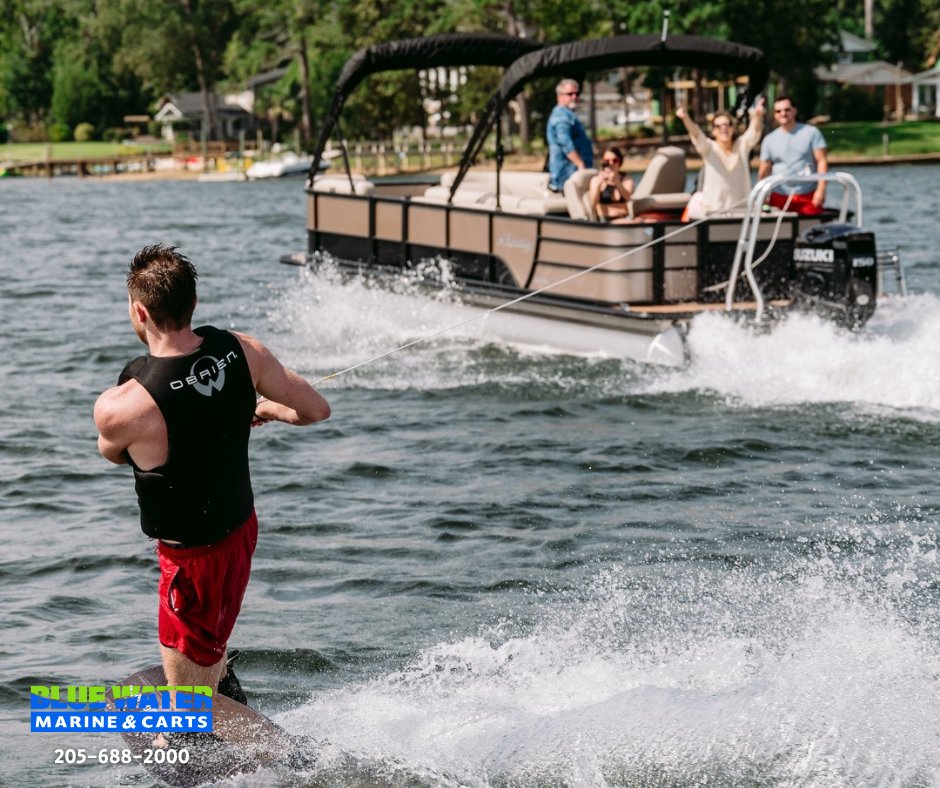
[310,33,543,175]
[496,34,768,102]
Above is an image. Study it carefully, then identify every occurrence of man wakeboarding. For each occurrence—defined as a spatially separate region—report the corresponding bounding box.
[94,244,330,713]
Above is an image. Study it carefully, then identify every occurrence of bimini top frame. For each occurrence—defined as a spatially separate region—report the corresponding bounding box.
[453,34,769,199]
[308,33,543,179]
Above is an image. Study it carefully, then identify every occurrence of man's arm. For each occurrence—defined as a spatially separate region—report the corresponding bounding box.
[94,388,130,465]
[812,145,828,207]
[235,332,330,426]
[556,114,586,172]
[757,159,772,181]
[566,150,586,171]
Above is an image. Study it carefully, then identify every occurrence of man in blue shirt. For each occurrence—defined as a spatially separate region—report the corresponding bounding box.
[758,95,828,215]
[547,78,594,191]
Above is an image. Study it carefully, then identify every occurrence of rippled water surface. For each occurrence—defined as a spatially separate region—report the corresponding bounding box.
[2,165,939,786]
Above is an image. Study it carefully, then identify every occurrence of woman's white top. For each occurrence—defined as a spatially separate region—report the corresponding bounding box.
[689,114,762,216]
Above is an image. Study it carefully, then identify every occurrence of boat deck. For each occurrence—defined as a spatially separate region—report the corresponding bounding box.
[632,299,791,315]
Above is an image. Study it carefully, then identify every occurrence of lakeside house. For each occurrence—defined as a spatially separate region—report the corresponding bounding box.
[154,92,254,141]
[904,65,940,118]
[815,30,913,119]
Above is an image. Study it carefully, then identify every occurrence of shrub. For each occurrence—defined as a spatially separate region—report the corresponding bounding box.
[0,123,8,144]
[73,122,95,142]
[147,120,162,138]
[48,122,71,142]
[102,127,129,142]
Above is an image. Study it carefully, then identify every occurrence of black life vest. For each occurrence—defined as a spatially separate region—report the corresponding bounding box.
[119,326,256,545]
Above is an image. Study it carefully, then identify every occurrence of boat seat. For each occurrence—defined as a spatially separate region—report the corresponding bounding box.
[628,146,689,218]
[420,186,496,205]
[563,168,599,220]
[311,175,375,195]
[439,170,552,198]
[482,194,569,215]
[428,170,567,215]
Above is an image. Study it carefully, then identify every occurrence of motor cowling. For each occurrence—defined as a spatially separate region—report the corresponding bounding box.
[791,223,878,328]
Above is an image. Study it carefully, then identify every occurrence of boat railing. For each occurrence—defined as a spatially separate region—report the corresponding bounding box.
[726,173,864,320]
[877,248,907,296]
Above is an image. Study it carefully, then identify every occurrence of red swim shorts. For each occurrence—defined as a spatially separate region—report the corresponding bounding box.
[767,190,824,216]
[157,511,258,667]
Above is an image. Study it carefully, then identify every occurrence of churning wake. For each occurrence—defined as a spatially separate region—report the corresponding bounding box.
[275,519,940,786]
[269,266,940,420]
[648,293,940,419]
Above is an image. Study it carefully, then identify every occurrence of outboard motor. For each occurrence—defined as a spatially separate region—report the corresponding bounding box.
[791,223,877,328]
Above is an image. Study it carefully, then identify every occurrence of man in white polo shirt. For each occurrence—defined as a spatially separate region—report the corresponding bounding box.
[758,95,828,215]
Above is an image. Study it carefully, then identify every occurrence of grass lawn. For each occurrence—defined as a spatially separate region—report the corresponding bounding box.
[0,140,172,162]
[822,121,940,156]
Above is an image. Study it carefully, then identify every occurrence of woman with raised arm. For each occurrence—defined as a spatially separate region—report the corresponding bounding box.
[676,96,765,219]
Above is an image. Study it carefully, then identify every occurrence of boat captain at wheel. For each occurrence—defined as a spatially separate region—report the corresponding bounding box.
[546,78,594,191]
[758,95,829,215]
[94,244,330,707]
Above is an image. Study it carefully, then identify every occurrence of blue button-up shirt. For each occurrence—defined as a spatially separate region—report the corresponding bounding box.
[546,104,593,191]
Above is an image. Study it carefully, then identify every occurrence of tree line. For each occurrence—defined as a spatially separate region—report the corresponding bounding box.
[1,0,937,145]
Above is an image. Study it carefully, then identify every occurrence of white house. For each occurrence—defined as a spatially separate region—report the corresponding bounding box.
[904,65,940,118]
[154,92,254,141]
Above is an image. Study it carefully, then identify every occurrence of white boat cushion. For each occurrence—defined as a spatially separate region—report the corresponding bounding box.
[312,175,375,195]
[563,168,598,220]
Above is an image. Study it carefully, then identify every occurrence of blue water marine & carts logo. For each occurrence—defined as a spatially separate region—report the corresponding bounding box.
[30,684,214,733]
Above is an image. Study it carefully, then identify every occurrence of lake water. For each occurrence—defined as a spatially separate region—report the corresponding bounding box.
[2,164,939,787]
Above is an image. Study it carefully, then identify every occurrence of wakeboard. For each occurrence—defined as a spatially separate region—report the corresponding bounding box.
[107,663,312,787]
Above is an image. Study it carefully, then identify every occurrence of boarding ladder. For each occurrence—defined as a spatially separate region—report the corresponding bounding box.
[726,173,864,321]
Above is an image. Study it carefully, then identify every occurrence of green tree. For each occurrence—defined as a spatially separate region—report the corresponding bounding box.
[876,0,931,68]
[104,0,240,139]
[0,0,71,125]
[225,0,349,146]
[50,41,102,131]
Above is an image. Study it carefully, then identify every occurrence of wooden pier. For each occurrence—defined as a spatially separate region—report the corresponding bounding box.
[1,153,172,178]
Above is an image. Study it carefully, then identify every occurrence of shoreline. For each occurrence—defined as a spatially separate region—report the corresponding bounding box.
[2,151,938,183]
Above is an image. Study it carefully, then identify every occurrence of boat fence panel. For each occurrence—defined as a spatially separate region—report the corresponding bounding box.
[317,194,371,238]
[529,262,654,303]
[663,230,698,301]
[449,210,491,255]
[490,215,539,287]
[408,205,448,248]
[707,221,794,243]
[375,201,405,242]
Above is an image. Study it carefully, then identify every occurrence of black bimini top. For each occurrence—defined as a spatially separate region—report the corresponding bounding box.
[310,33,543,175]
[495,34,768,103]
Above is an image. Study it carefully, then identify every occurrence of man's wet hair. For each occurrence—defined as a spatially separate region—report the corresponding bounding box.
[127,244,198,331]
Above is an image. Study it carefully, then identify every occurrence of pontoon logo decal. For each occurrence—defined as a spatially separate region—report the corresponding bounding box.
[169,351,238,395]
[496,233,533,253]
[794,248,834,263]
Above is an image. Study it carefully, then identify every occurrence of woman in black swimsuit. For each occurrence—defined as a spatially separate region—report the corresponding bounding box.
[589,147,634,221]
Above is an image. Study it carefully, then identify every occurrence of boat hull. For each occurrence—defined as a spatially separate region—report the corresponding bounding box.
[281,253,689,366]
[288,177,882,366]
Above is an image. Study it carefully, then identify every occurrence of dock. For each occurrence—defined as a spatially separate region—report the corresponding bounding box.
[1,153,173,178]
